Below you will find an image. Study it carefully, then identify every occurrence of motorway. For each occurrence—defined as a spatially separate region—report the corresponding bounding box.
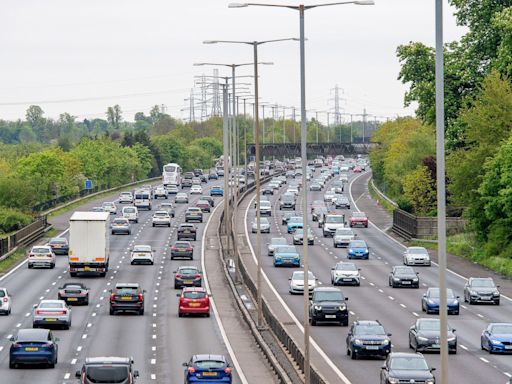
[245,165,512,384]
[0,179,243,383]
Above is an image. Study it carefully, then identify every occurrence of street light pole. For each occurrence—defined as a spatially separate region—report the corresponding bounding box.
[435,0,448,382]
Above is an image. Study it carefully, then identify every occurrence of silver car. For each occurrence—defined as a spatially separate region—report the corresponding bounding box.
[175,192,189,204]
[268,238,288,256]
[33,300,72,329]
[403,247,431,266]
[289,270,317,295]
[333,228,356,248]
[331,262,361,286]
[111,218,131,235]
[252,217,270,233]
[293,228,315,245]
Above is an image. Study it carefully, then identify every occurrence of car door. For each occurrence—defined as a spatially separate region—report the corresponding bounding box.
[409,323,418,349]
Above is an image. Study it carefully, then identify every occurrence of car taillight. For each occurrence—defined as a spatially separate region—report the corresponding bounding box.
[28,253,35,258]
[12,343,22,348]
[176,274,183,278]
[110,293,115,301]
[3,297,8,302]
[224,367,232,375]
[42,343,52,348]
[138,293,143,301]
[171,246,177,250]
[79,292,87,296]
[36,310,43,315]
[187,367,195,374]
[195,274,201,279]
[187,248,193,251]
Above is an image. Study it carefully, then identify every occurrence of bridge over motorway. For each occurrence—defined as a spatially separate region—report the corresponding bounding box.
[246,142,378,158]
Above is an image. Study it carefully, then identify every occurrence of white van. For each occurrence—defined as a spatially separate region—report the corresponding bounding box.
[122,206,139,223]
[134,189,152,211]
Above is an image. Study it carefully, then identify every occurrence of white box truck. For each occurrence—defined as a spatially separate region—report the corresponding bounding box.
[68,211,110,277]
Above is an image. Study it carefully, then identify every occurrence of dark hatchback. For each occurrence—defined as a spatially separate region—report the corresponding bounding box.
[109,283,145,315]
[174,266,202,289]
[389,266,420,288]
[9,328,59,369]
[171,241,194,260]
[177,224,197,241]
[421,288,460,315]
[76,356,139,384]
[346,320,392,359]
[409,318,457,354]
[309,287,349,326]
[183,354,232,384]
[380,352,435,384]
[58,282,89,305]
[48,237,69,255]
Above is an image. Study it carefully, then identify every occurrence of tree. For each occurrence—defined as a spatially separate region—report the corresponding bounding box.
[106,105,122,130]
[403,166,437,215]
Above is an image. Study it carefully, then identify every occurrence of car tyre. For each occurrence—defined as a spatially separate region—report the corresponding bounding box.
[351,350,357,360]
[109,307,115,315]
[9,361,15,369]
[139,308,144,315]
[50,263,55,269]
[310,317,317,326]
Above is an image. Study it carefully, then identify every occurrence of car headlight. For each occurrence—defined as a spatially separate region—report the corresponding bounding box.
[426,379,435,384]
[353,339,363,345]
[453,300,459,305]
[469,290,476,295]
[393,278,400,281]
[338,304,346,311]
[348,249,354,253]
[388,378,400,384]
[427,299,435,304]
[382,339,390,345]
[448,336,456,342]
[493,291,500,296]
[417,336,428,341]
[413,277,419,282]
[490,339,502,345]
[314,305,322,311]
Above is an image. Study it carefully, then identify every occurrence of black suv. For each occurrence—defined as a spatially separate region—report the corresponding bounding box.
[389,266,419,288]
[346,320,391,360]
[109,283,145,315]
[177,223,197,241]
[76,357,139,384]
[279,193,296,210]
[309,287,349,326]
[380,352,435,384]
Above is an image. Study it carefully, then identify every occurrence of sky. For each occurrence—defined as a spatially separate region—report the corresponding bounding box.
[0,0,467,124]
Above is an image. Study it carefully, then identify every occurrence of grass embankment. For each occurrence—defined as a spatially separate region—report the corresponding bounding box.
[0,247,26,274]
[410,233,512,279]
[367,180,395,213]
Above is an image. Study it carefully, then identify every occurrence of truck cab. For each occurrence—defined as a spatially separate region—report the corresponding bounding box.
[322,212,346,237]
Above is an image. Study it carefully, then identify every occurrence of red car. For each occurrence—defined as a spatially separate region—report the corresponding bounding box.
[177,287,210,317]
[195,199,211,213]
[349,212,368,228]
[353,166,363,173]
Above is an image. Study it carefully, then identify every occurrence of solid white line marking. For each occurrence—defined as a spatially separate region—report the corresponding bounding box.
[477,313,484,318]
[480,357,490,363]
[412,312,419,317]
[460,344,468,350]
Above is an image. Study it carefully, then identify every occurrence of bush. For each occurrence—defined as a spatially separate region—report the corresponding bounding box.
[0,208,33,234]
[396,196,413,213]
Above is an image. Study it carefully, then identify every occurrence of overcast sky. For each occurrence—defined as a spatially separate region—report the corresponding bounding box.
[0,0,466,124]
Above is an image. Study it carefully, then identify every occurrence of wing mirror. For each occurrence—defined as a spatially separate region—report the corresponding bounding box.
[76,370,82,378]
[431,368,436,372]
[9,336,15,342]
[182,362,189,367]
[134,370,140,378]
[176,293,181,297]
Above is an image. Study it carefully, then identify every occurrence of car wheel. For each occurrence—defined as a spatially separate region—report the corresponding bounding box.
[48,361,55,369]
[109,308,115,315]
[310,317,317,326]
[9,361,15,369]
[178,312,183,318]
[70,271,77,277]
[351,350,357,360]
[84,299,89,306]
[139,308,144,315]
[64,323,70,330]
[50,263,55,269]
[495,300,500,306]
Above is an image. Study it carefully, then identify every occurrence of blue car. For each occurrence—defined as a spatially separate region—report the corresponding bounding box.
[421,287,460,315]
[481,323,512,353]
[210,186,224,197]
[287,217,304,234]
[347,240,369,259]
[274,245,301,267]
[183,354,232,383]
[10,328,59,368]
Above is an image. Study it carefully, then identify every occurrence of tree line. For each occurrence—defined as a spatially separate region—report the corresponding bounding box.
[370,1,512,268]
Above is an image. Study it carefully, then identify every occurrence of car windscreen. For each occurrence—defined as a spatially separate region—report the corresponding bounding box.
[178,268,198,275]
[32,247,50,254]
[164,165,177,173]
[354,325,386,336]
[314,291,344,302]
[50,239,67,244]
[135,194,149,199]
[39,302,64,309]
[326,216,344,223]
[175,242,191,248]
[390,357,428,371]
[124,208,135,213]
[417,320,450,331]
[194,360,225,369]
[288,217,302,224]
[337,263,357,271]
[335,229,353,236]
[492,325,512,334]
[428,289,455,299]
[115,288,138,294]
[133,246,151,252]
[471,279,495,288]
[113,219,128,224]
[352,212,366,218]
[395,267,415,275]
[349,241,366,248]
[408,248,427,254]
[292,271,314,280]
[276,246,296,254]
[86,366,129,383]
[183,291,207,299]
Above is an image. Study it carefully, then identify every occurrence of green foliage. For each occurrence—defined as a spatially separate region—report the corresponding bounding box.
[402,166,436,215]
[0,208,32,234]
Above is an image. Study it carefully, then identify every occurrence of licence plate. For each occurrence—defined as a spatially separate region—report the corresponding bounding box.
[366,346,379,350]
[121,296,131,300]
[67,298,78,301]
[431,344,440,348]
[138,254,147,257]
[184,230,190,233]
[202,372,217,377]
[184,280,193,284]
[84,266,91,271]
[343,278,353,282]
[189,303,200,307]
[402,281,411,284]
[325,315,336,319]
[505,346,512,350]
[25,347,38,351]
[45,318,57,321]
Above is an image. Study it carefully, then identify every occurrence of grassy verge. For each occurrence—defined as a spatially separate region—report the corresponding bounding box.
[410,233,512,278]
[0,247,26,275]
[367,180,395,213]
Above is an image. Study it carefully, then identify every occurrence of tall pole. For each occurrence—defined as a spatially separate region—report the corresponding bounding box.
[327,112,330,142]
[299,6,311,384]
[262,105,266,161]
[222,84,230,250]
[282,107,286,144]
[435,0,448,382]
[315,111,319,143]
[253,42,263,328]
[350,114,353,143]
[231,66,241,284]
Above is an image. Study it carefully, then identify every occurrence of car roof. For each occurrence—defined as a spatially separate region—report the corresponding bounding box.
[115,283,139,289]
[17,328,50,341]
[49,237,67,242]
[354,320,381,327]
[84,357,131,365]
[314,287,341,292]
[389,352,424,358]
[192,354,227,363]
[63,282,86,288]
[178,265,199,270]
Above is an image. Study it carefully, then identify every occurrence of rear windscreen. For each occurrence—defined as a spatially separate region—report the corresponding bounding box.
[86,366,129,383]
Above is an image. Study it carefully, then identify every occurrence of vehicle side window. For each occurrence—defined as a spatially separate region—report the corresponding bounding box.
[48,331,52,341]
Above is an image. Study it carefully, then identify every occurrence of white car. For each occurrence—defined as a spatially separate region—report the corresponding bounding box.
[190,185,203,194]
[130,245,154,265]
[333,228,356,248]
[175,192,189,203]
[339,173,349,182]
[331,262,361,286]
[286,187,299,196]
[154,186,168,199]
[324,191,336,203]
[0,288,12,315]
[259,200,272,216]
[403,247,431,266]
[33,299,72,329]
[289,270,317,295]
[251,217,270,233]
[152,211,171,227]
[122,206,139,223]
[119,192,134,204]
[102,202,117,214]
[168,185,179,194]
[28,245,56,269]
